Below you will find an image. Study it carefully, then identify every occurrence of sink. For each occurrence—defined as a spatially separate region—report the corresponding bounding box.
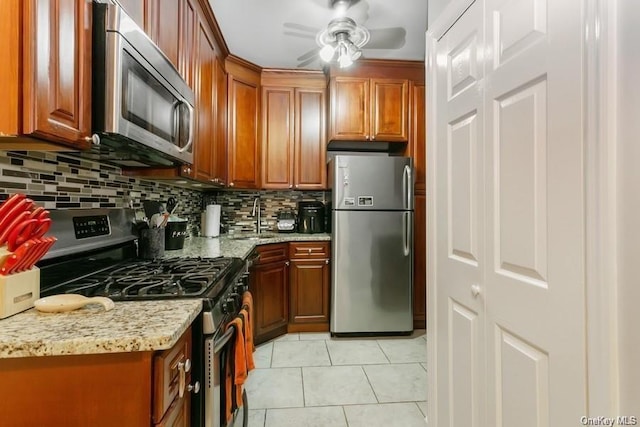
[229,233,278,241]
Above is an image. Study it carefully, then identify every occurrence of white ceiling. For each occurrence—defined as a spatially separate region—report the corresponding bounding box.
[208,0,428,70]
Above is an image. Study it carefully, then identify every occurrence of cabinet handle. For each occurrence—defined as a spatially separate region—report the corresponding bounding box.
[289,184,293,189]
[187,381,201,394]
[307,248,312,254]
[85,134,100,145]
[371,135,376,140]
[295,184,299,189]
[285,261,290,266]
[177,358,191,398]
[229,182,235,187]
[325,259,329,264]
[365,135,369,140]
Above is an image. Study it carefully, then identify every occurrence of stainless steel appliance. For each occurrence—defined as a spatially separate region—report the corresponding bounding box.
[38,209,250,427]
[276,210,296,233]
[328,155,413,335]
[90,3,195,167]
[297,202,325,234]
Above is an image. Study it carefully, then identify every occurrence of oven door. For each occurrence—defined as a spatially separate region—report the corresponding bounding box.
[205,329,249,427]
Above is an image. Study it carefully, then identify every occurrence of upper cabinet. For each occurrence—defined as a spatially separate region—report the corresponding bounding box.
[0,0,92,150]
[226,56,261,189]
[409,83,426,191]
[261,71,327,190]
[329,77,408,142]
[327,60,424,144]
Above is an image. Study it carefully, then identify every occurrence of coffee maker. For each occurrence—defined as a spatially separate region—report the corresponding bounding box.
[297,201,325,234]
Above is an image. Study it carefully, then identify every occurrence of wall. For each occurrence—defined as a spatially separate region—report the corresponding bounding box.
[205,190,328,234]
[0,151,203,226]
[427,0,453,27]
[616,0,640,415]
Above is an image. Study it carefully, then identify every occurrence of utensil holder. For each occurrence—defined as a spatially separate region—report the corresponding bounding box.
[139,227,165,259]
[0,268,40,319]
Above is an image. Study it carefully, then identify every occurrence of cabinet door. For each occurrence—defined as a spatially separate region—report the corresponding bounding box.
[146,0,180,71]
[179,0,197,89]
[262,87,295,189]
[370,78,409,142]
[22,0,92,147]
[294,88,327,190]
[155,393,190,427]
[413,192,426,329]
[409,83,426,191]
[193,17,215,183]
[250,260,289,344]
[213,56,227,185]
[228,75,260,189]
[329,77,369,141]
[289,259,330,324]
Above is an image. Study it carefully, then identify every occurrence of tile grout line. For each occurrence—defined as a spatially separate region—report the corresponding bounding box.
[360,365,381,404]
[300,367,306,408]
[342,405,350,427]
[324,339,334,366]
[375,339,392,363]
[269,342,275,368]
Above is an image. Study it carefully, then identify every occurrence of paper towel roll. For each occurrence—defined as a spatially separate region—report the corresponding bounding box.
[201,204,221,237]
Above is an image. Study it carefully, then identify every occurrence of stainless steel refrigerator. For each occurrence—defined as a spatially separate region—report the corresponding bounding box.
[329,155,413,334]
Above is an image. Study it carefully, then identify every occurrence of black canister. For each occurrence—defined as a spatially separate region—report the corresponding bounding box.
[297,201,325,234]
[139,227,165,259]
[165,220,189,250]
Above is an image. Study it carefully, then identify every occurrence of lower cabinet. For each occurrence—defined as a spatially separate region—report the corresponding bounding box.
[250,244,289,344]
[250,241,331,344]
[0,327,193,427]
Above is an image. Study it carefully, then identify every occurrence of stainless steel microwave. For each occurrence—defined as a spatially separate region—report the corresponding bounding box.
[91,2,195,167]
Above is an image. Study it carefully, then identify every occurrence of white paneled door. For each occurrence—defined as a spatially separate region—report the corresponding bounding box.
[432,0,587,425]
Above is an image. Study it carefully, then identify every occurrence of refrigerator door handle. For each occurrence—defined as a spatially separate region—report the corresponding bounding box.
[403,212,411,256]
[403,165,412,210]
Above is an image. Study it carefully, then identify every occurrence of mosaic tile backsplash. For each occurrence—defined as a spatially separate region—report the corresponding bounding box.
[205,190,329,234]
[0,151,203,226]
[0,151,329,235]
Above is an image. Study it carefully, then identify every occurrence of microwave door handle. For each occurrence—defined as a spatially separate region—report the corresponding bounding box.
[177,101,195,153]
[171,101,180,144]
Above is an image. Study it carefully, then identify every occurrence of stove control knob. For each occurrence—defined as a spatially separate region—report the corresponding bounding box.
[222,293,242,314]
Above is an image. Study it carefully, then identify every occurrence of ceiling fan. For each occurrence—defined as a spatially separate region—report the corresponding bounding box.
[283,0,407,68]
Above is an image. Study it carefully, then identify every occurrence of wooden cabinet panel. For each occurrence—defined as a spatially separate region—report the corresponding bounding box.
[289,259,330,324]
[295,88,326,189]
[153,328,192,423]
[14,0,92,148]
[255,243,288,264]
[289,242,329,260]
[409,83,426,191]
[228,73,260,189]
[193,17,215,183]
[413,192,426,329]
[155,392,190,427]
[214,56,228,185]
[329,77,370,140]
[371,79,409,141]
[250,259,289,344]
[179,0,197,89]
[262,87,295,189]
[146,0,180,71]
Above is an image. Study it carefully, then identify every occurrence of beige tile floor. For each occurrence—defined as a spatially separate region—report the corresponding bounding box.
[244,331,428,427]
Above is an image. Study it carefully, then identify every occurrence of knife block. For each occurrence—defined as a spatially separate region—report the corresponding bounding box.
[0,268,40,319]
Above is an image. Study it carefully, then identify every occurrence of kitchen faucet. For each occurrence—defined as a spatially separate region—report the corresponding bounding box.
[251,196,261,234]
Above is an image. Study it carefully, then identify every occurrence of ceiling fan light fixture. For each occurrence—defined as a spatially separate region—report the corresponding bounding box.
[316,17,369,68]
[319,44,336,62]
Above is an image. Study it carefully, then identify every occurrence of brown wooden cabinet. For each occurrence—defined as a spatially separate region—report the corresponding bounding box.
[407,83,426,191]
[250,244,289,344]
[0,327,193,427]
[289,242,331,330]
[213,56,228,185]
[227,56,261,189]
[329,77,408,142]
[413,192,426,329]
[260,71,327,190]
[0,0,92,150]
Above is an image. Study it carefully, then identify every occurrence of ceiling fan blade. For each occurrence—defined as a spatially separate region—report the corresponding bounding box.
[298,55,320,69]
[283,22,320,33]
[365,27,407,50]
[284,31,316,40]
[297,47,320,62]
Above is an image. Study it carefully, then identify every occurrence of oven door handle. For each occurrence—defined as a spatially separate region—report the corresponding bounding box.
[213,327,235,354]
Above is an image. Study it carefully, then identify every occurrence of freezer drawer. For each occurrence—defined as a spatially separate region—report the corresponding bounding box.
[331,210,413,333]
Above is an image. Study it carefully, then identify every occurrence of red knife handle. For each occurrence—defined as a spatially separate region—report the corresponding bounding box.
[0,211,30,248]
[6,240,34,275]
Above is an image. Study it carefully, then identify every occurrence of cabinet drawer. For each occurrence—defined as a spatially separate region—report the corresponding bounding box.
[153,327,192,423]
[255,243,288,264]
[289,242,330,259]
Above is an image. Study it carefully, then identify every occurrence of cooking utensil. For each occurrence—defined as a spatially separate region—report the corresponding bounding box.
[0,240,33,275]
[33,294,115,313]
[5,209,51,251]
[21,237,56,272]
[0,198,34,244]
[142,200,164,220]
[166,197,177,215]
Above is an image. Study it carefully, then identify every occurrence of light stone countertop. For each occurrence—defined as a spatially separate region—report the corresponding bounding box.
[163,233,331,260]
[0,299,202,359]
[0,233,330,359]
